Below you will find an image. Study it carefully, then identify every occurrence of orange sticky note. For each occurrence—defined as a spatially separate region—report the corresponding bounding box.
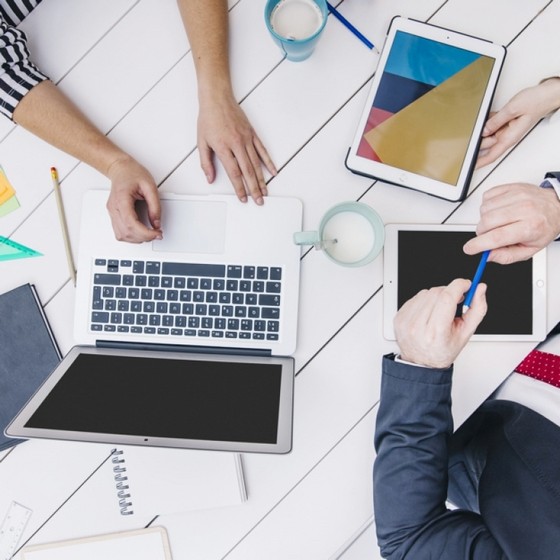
[0,167,16,205]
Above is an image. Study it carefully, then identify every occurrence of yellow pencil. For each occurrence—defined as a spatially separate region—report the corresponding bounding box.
[51,167,77,286]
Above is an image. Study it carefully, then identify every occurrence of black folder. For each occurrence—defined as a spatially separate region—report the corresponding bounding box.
[0,283,61,450]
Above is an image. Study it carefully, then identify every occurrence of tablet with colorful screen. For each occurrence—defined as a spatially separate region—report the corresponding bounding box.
[346,17,506,201]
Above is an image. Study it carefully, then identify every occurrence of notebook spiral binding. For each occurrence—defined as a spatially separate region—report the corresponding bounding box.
[111,448,134,515]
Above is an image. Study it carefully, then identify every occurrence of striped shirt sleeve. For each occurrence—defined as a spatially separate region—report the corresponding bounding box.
[0,0,48,121]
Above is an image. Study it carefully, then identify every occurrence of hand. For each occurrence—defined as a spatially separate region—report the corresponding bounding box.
[477,79,560,168]
[463,183,560,264]
[105,156,162,243]
[197,92,277,205]
[394,279,487,369]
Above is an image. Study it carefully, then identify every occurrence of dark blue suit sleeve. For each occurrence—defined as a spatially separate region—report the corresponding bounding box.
[373,355,506,559]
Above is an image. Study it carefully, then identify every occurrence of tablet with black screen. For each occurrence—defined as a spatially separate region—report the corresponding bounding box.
[6,346,294,454]
[346,17,506,201]
[383,224,547,341]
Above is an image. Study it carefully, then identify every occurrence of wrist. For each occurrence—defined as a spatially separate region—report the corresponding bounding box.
[538,77,560,118]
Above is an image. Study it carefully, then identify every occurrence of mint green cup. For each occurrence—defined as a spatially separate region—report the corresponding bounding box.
[265,0,328,62]
[293,202,385,267]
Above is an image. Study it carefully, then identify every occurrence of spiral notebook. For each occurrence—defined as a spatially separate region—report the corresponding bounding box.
[105,446,247,516]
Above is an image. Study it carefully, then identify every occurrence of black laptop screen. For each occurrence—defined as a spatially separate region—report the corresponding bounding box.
[25,353,282,444]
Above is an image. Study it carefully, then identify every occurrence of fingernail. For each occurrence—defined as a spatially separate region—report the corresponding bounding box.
[240,195,248,203]
[256,197,264,206]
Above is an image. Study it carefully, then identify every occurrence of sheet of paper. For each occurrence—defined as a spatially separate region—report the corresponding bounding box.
[21,526,172,560]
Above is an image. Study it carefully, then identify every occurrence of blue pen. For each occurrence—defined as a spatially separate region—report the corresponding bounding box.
[326,2,378,52]
[462,250,490,314]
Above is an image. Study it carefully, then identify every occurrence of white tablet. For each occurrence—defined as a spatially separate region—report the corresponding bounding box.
[346,17,506,201]
[383,224,547,341]
[5,346,294,454]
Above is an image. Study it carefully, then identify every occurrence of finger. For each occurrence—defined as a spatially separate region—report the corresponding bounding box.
[139,183,162,231]
[461,283,488,332]
[482,107,515,136]
[479,135,497,151]
[253,134,277,177]
[221,150,249,203]
[431,279,471,326]
[111,204,160,243]
[486,245,536,265]
[198,142,216,184]
[235,145,265,205]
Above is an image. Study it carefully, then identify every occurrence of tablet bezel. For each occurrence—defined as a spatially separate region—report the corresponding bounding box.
[346,17,506,201]
[5,346,294,454]
[383,224,547,341]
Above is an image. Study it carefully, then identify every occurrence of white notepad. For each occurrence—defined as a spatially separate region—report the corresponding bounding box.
[21,526,172,560]
[106,446,247,516]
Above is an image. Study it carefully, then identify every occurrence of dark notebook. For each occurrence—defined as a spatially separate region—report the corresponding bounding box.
[0,284,61,451]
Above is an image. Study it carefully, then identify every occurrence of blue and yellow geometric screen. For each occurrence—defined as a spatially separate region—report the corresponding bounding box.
[357,31,494,185]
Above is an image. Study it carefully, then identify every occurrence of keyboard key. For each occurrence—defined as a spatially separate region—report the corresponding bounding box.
[148,276,160,287]
[212,331,224,338]
[200,278,212,289]
[141,288,153,300]
[154,289,165,300]
[111,312,122,324]
[143,302,155,313]
[262,308,280,319]
[268,320,280,332]
[169,303,181,314]
[131,301,142,312]
[188,317,200,328]
[270,268,282,280]
[163,263,226,277]
[240,280,251,292]
[118,300,130,312]
[92,311,109,323]
[243,266,255,279]
[118,326,130,333]
[213,279,225,290]
[162,276,173,288]
[104,300,116,311]
[116,287,127,298]
[163,316,173,327]
[149,315,160,326]
[128,288,139,299]
[175,316,187,327]
[255,320,266,331]
[146,262,160,274]
[104,325,117,332]
[246,294,257,305]
[180,290,192,302]
[167,290,178,301]
[228,319,239,330]
[133,261,144,274]
[239,332,251,339]
[253,333,265,340]
[123,275,134,286]
[124,313,135,324]
[120,260,132,267]
[266,334,279,341]
[156,302,168,314]
[94,274,121,285]
[259,294,281,306]
[227,265,242,278]
[102,287,114,298]
[257,267,269,279]
[135,275,147,287]
[144,327,156,334]
[253,281,265,293]
[94,258,106,266]
[248,307,260,318]
[266,281,281,293]
[235,306,247,317]
[241,319,252,331]
[174,277,186,289]
[157,328,169,335]
[198,330,210,337]
[232,293,244,304]
[182,303,194,315]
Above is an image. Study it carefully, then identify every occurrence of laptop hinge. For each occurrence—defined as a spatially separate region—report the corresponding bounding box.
[96,340,272,357]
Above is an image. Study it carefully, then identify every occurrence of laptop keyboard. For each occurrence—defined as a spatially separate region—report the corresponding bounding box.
[89,259,282,342]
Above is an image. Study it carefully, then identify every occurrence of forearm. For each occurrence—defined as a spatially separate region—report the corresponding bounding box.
[374,355,454,556]
[13,80,130,176]
[176,0,232,99]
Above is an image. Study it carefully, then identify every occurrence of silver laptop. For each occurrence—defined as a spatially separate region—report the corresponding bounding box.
[74,190,303,357]
[4,190,302,454]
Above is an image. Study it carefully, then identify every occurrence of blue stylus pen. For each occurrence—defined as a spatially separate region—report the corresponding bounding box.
[462,250,490,314]
[326,2,377,52]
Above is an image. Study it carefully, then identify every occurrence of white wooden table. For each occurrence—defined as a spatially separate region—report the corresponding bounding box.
[1,1,559,558]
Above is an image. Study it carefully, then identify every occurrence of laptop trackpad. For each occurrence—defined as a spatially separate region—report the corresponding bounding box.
[152,200,227,254]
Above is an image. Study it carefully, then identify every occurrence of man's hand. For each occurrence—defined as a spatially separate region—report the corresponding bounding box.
[477,79,560,168]
[106,156,162,243]
[394,278,487,369]
[463,183,560,264]
[197,93,277,205]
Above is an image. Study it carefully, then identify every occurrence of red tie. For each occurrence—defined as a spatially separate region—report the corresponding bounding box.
[515,349,560,389]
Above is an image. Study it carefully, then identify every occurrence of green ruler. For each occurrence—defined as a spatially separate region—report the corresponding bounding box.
[0,236,42,261]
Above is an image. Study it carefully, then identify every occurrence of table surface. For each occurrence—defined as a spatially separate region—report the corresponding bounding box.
[1,1,559,558]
